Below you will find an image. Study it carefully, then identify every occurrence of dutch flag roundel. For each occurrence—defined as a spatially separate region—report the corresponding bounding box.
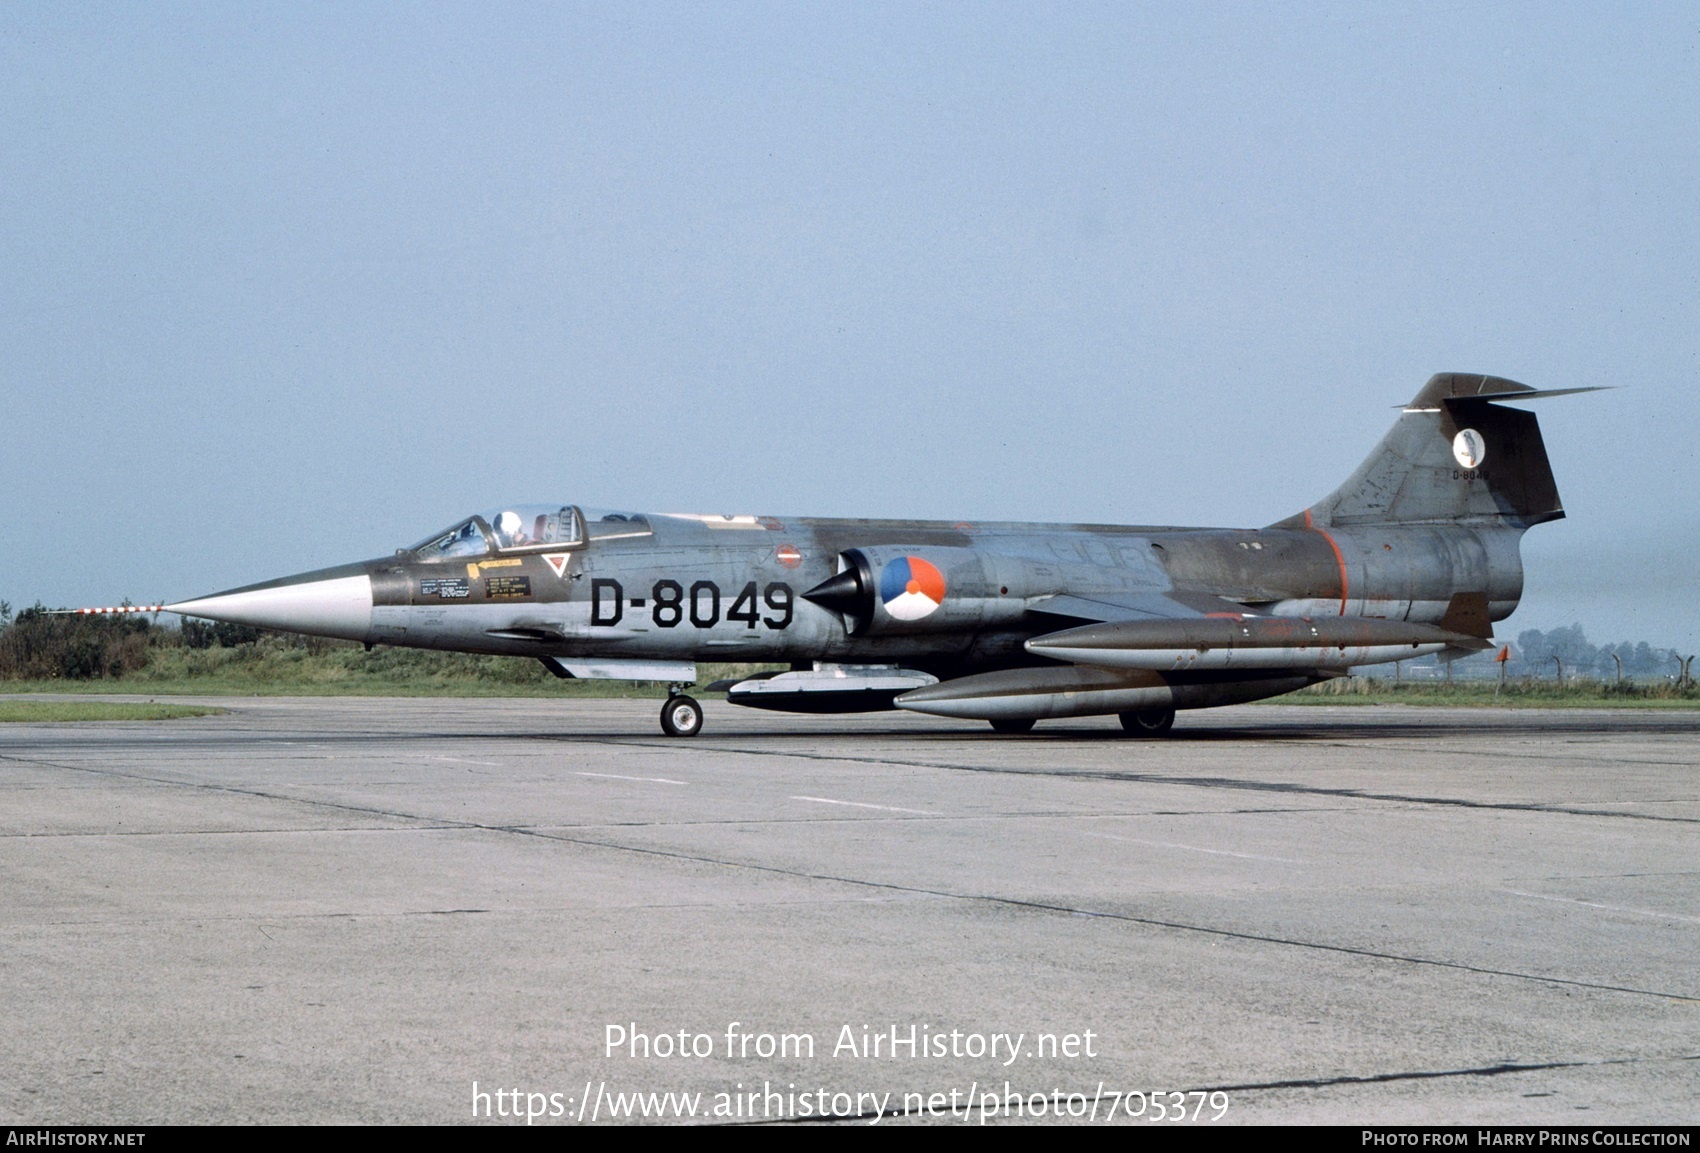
[879,556,947,621]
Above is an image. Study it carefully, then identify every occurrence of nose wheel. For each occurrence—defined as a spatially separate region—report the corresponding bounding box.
[660,693,704,738]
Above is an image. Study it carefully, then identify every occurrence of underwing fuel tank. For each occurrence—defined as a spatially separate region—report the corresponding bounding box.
[895,665,1327,721]
[1024,614,1487,672]
[710,665,938,713]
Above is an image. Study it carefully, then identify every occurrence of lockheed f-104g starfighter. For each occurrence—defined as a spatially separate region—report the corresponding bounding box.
[103,373,1596,736]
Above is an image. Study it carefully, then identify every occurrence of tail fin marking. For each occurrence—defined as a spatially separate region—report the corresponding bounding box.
[1275,373,1600,530]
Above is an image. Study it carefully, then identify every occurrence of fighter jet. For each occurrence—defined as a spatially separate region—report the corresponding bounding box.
[114,373,1597,736]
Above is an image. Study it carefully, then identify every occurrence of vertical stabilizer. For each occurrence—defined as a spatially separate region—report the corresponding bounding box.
[1273,373,1593,529]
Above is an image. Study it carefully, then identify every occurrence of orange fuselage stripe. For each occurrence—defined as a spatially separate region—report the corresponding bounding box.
[1303,509,1350,616]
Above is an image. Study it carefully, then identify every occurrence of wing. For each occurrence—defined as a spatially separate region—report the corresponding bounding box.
[1023,589,1251,625]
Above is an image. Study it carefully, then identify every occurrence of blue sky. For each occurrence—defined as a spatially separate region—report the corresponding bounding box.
[3,3,1695,654]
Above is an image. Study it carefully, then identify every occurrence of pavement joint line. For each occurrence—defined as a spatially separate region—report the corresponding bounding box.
[0,748,1352,830]
[0,824,467,839]
[748,1054,1700,1125]
[1522,870,1700,880]
[0,752,482,830]
[0,809,1382,838]
[0,750,1380,831]
[1204,1051,1700,1094]
[1210,1054,1700,1095]
[11,891,950,930]
[8,719,1697,1006]
[5,757,1579,981]
[524,738,1700,825]
[490,824,1700,1004]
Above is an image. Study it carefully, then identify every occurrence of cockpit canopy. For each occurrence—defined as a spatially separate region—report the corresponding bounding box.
[407,506,650,559]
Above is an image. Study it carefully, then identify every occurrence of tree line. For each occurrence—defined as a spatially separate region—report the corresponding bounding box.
[1437,624,1693,682]
[0,601,266,680]
[1,599,1694,686]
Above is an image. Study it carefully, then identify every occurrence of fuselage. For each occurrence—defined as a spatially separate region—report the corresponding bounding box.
[167,506,1527,677]
[142,372,1593,735]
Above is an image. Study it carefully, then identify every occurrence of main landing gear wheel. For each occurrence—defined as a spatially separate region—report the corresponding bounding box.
[989,718,1036,735]
[1118,706,1175,737]
[660,695,704,737]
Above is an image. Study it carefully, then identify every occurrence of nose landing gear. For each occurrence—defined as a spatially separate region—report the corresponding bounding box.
[660,687,704,737]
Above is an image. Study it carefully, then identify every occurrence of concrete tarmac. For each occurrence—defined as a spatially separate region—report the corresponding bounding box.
[2,696,1697,1126]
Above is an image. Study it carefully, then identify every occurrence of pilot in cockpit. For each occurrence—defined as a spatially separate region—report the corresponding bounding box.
[493,510,530,549]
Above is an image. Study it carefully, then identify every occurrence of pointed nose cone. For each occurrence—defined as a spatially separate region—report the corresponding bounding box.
[166,563,375,642]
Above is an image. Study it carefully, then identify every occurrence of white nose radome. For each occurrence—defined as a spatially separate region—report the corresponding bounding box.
[167,574,374,642]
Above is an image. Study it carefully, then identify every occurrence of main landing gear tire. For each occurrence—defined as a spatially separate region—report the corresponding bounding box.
[660,695,704,738]
[1118,706,1175,737]
[989,718,1037,735]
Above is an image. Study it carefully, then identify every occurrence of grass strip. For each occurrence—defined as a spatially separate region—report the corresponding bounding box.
[0,700,225,722]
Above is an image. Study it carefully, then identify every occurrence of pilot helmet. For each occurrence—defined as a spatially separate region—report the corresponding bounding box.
[495,510,522,542]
